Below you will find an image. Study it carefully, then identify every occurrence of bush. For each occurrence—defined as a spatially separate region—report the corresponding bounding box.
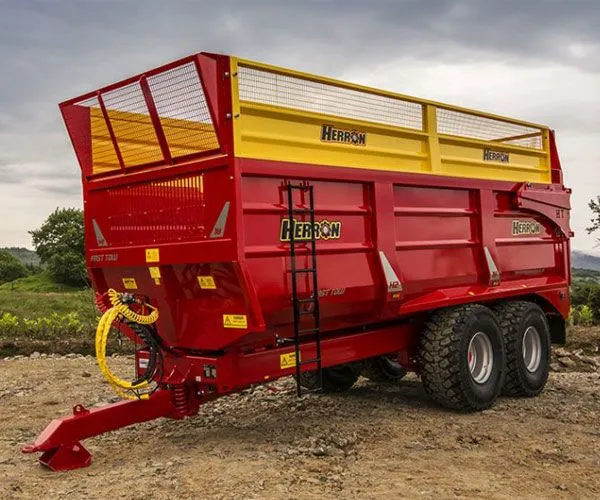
[30,208,87,287]
[0,313,19,336]
[0,311,86,340]
[578,305,594,326]
[569,304,595,326]
[0,250,27,284]
[47,252,88,288]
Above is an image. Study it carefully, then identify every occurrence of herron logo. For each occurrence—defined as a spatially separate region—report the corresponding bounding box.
[320,124,366,146]
[280,218,342,242]
[512,220,541,236]
[483,148,509,163]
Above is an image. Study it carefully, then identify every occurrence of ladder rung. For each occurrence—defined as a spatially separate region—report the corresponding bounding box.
[299,358,321,365]
[299,310,318,316]
[301,388,323,394]
[294,268,316,274]
[297,297,317,304]
[287,184,311,190]
[298,328,319,335]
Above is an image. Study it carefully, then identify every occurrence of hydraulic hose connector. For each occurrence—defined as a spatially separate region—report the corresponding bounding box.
[95,289,160,400]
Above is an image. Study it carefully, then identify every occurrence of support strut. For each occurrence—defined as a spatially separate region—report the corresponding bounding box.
[22,390,175,471]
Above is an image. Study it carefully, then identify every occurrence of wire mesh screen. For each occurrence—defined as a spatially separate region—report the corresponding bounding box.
[101,173,205,247]
[78,96,121,173]
[93,80,164,168]
[148,63,219,156]
[238,65,423,130]
[67,60,219,175]
[436,108,543,149]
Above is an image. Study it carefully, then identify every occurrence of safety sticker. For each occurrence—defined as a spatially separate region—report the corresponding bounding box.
[145,248,160,263]
[280,352,298,369]
[223,314,248,329]
[122,278,138,290]
[198,276,216,289]
[148,267,161,279]
[148,267,161,285]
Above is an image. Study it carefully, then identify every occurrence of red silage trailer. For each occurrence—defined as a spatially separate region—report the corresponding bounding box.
[24,53,572,471]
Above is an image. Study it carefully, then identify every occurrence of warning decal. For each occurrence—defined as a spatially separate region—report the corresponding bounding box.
[148,267,161,279]
[223,314,248,329]
[145,248,160,263]
[122,278,138,290]
[198,276,217,289]
[280,352,298,369]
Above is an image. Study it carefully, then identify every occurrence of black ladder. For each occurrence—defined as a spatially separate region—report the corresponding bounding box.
[285,183,323,396]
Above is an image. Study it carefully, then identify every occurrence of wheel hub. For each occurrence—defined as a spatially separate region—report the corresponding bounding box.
[522,326,542,373]
[468,331,494,384]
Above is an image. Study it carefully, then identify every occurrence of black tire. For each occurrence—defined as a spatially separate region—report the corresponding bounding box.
[493,301,550,397]
[361,355,407,383]
[298,362,361,392]
[418,304,505,411]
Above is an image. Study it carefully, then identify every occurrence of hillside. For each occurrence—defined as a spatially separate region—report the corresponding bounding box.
[2,247,40,266]
[572,250,600,271]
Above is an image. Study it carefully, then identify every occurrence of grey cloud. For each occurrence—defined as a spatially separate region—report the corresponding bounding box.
[0,164,23,185]
[31,180,82,197]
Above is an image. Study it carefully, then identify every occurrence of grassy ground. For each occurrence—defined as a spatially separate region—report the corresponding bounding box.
[0,272,81,293]
[0,288,96,320]
[0,278,128,356]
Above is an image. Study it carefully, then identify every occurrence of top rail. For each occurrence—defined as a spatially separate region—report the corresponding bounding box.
[235,57,548,134]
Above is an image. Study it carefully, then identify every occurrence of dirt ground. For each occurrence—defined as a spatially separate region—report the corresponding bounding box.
[1,343,600,499]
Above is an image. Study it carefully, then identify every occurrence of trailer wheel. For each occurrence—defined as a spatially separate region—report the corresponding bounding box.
[493,301,550,397]
[361,355,407,383]
[298,362,361,392]
[418,304,505,411]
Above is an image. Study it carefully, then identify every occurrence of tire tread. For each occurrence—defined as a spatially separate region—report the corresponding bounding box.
[418,304,503,411]
[493,301,550,397]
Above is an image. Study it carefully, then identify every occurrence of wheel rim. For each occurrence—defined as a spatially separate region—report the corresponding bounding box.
[468,331,494,384]
[522,326,542,373]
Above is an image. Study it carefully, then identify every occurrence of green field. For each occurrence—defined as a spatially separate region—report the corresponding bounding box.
[0,272,82,293]
[0,275,132,356]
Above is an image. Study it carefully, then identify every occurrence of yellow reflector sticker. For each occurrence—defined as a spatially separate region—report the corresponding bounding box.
[145,248,160,263]
[198,276,216,289]
[280,352,298,369]
[223,314,248,329]
[122,278,138,290]
[148,267,161,279]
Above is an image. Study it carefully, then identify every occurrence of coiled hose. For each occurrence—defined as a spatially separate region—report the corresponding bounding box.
[95,289,159,400]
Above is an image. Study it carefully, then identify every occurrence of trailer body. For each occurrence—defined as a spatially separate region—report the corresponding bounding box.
[25,53,571,470]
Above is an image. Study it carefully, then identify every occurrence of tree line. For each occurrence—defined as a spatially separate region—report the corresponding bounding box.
[0,208,86,287]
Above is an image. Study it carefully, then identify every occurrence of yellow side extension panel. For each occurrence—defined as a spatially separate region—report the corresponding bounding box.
[230,58,551,183]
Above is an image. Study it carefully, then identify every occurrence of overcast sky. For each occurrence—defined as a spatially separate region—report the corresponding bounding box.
[0,0,599,252]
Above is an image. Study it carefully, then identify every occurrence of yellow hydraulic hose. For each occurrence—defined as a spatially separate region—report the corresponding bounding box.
[95,289,159,400]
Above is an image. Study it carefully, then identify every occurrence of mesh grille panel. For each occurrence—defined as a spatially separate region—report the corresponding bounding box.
[238,65,423,130]
[148,63,219,156]
[96,81,163,168]
[437,108,543,149]
[103,174,205,247]
[66,58,219,175]
[82,96,121,173]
